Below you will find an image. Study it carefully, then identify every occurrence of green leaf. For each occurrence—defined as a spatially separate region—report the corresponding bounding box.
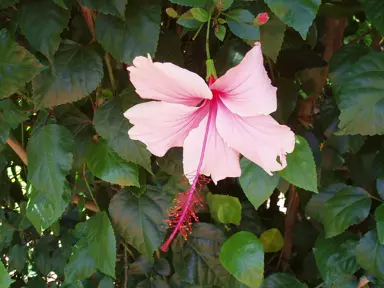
[239,158,280,210]
[78,0,127,18]
[98,276,114,288]
[376,204,384,245]
[128,255,153,275]
[336,52,384,135]
[86,139,139,187]
[0,261,14,287]
[273,78,299,123]
[86,212,116,278]
[136,279,170,288]
[0,29,45,99]
[260,15,286,62]
[32,43,103,109]
[94,98,152,172]
[323,186,371,238]
[52,0,72,10]
[215,24,226,41]
[109,186,169,258]
[190,8,209,22]
[305,183,346,223]
[26,184,71,233]
[0,0,18,9]
[377,170,384,200]
[177,10,201,29]
[172,223,240,287]
[329,44,370,96]
[278,136,318,192]
[260,228,284,253]
[220,231,264,288]
[207,193,242,225]
[261,273,308,288]
[0,221,14,251]
[360,0,384,35]
[8,244,28,273]
[264,0,321,39]
[313,233,360,283]
[213,0,233,10]
[227,9,260,40]
[95,0,161,64]
[27,124,74,200]
[356,230,384,278]
[169,0,210,6]
[18,0,70,61]
[0,99,29,142]
[64,238,97,283]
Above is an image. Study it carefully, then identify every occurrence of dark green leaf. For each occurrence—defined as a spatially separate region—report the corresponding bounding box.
[8,244,28,273]
[0,221,14,251]
[0,99,28,129]
[220,231,264,288]
[324,186,371,238]
[128,255,153,275]
[157,148,183,175]
[32,43,103,109]
[0,261,14,287]
[240,158,280,210]
[360,0,384,35]
[0,0,18,9]
[377,170,384,200]
[155,258,171,276]
[278,136,318,192]
[264,0,321,39]
[0,29,45,99]
[177,10,201,29]
[169,0,210,6]
[261,273,308,288]
[336,52,384,135]
[207,193,242,225]
[18,0,70,61]
[215,24,226,41]
[314,233,360,283]
[94,98,152,172]
[260,228,284,253]
[227,9,260,40]
[52,0,72,10]
[64,238,97,283]
[305,183,346,223]
[136,279,170,288]
[98,276,114,288]
[329,44,370,96]
[172,223,240,287]
[109,186,169,258]
[356,230,384,278]
[26,184,71,233]
[27,124,74,201]
[376,203,384,245]
[328,275,358,288]
[326,135,366,155]
[86,212,116,278]
[78,0,127,18]
[260,15,286,62]
[86,139,139,187]
[155,30,184,65]
[273,78,299,123]
[95,0,161,64]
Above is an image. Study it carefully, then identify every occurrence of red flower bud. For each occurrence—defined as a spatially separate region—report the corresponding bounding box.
[254,12,269,26]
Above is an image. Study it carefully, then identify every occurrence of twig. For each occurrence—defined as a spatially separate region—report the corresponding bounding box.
[348,28,374,44]
[278,185,299,271]
[105,53,116,91]
[124,249,128,288]
[82,164,100,212]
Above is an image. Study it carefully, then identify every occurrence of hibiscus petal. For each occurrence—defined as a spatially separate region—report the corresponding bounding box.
[216,100,295,175]
[124,101,208,157]
[183,102,241,184]
[128,55,212,106]
[210,43,277,117]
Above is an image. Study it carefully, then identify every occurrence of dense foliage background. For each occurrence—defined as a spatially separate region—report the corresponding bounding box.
[1,0,384,287]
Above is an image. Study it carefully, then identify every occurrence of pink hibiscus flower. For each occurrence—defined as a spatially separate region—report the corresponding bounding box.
[124,43,295,251]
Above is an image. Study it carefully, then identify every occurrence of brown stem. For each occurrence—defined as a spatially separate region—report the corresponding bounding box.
[5,137,99,212]
[278,185,299,271]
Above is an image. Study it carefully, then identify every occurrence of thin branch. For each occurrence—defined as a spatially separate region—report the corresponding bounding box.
[348,28,375,44]
[105,53,117,91]
[82,164,100,212]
